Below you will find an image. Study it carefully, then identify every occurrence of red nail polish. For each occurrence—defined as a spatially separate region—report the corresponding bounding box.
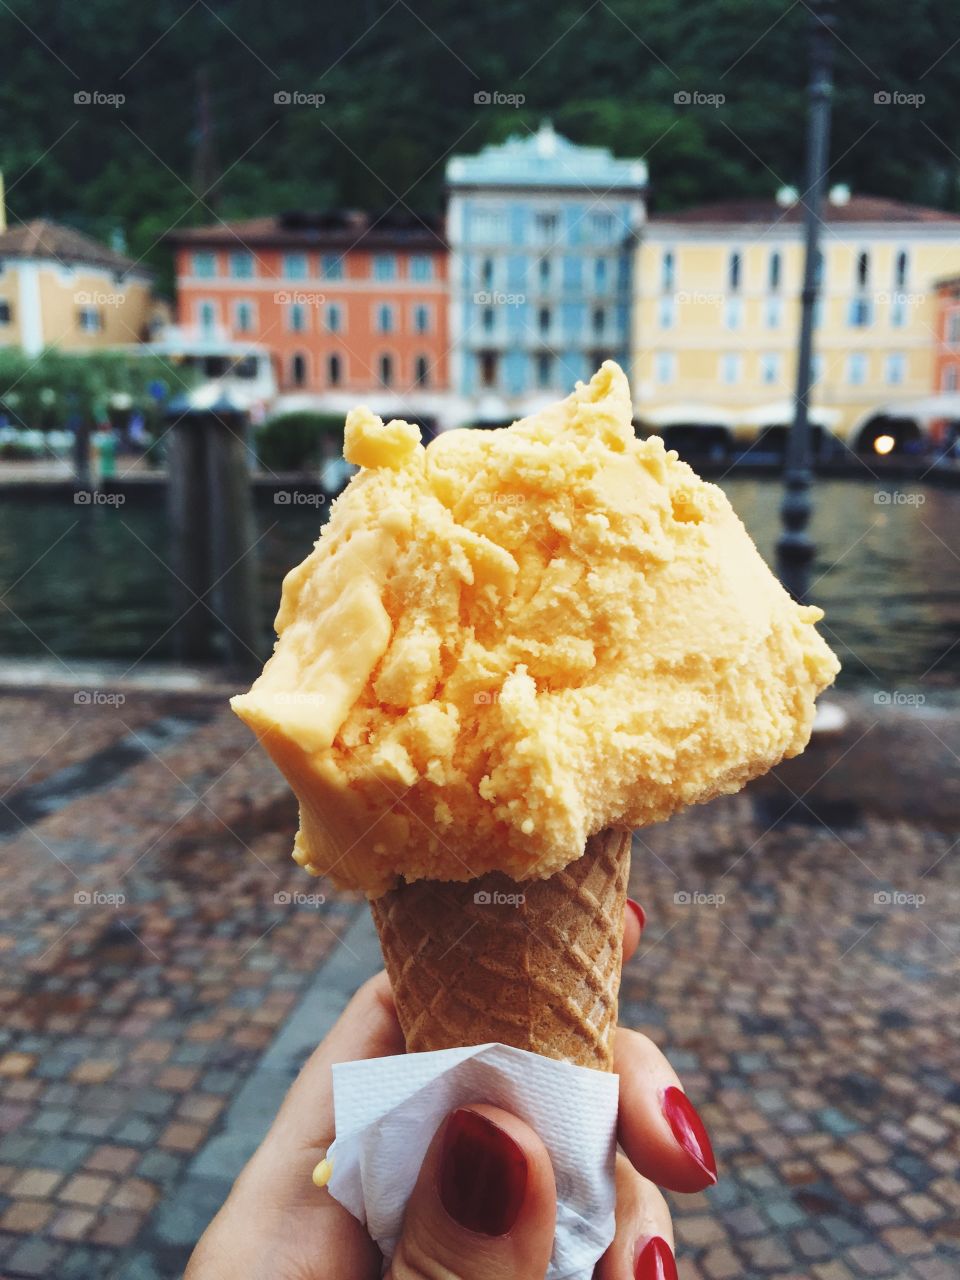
[661,1086,718,1186]
[626,898,646,931]
[438,1108,528,1236]
[635,1235,678,1280]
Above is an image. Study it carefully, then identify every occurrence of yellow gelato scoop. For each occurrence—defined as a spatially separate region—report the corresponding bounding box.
[232,363,839,896]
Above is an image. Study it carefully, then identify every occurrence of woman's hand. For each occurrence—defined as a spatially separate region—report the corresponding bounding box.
[185,901,715,1280]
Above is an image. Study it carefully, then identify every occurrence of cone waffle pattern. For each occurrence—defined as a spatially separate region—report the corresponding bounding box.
[370,828,631,1071]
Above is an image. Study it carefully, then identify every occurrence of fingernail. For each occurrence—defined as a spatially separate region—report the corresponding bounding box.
[626,898,646,931]
[438,1108,528,1236]
[661,1086,718,1186]
[635,1235,678,1280]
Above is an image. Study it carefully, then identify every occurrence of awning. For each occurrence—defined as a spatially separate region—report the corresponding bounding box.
[641,403,737,428]
[738,401,842,428]
[868,394,960,422]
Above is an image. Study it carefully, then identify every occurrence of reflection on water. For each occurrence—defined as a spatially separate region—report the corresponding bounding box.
[0,479,958,691]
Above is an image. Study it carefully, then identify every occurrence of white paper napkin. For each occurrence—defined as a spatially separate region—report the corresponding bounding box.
[326,1042,620,1279]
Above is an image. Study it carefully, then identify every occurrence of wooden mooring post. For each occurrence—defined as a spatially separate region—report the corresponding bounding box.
[166,396,260,670]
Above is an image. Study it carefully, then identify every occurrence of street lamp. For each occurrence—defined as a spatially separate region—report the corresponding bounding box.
[776,0,837,603]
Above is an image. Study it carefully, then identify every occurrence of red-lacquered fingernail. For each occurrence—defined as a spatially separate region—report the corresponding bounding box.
[438,1108,528,1236]
[635,1235,678,1280]
[634,1233,680,1274]
[661,1086,717,1186]
[626,898,646,931]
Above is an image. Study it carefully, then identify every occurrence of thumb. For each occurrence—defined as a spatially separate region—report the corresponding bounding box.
[388,1104,557,1280]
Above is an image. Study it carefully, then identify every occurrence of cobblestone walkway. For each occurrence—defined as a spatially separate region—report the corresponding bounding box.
[0,688,957,1279]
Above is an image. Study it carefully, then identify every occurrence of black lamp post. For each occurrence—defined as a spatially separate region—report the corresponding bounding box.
[776,0,836,603]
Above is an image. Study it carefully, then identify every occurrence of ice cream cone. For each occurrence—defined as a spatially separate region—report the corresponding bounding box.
[370,827,632,1071]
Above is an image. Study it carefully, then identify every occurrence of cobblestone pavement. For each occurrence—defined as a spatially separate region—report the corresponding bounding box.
[0,687,957,1279]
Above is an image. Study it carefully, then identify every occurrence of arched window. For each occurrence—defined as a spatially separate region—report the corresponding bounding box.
[379,353,393,387]
[768,251,781,292]
[328,353,342,387]
[661,250,675,292]
[291,353,307,387]
[414,355,430,387]
[856,251,870,288]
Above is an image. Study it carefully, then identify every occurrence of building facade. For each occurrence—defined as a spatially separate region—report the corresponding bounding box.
[633,191,960,448]
[0,219,155,356]
[169,211,448,420]
[446,123,647,420]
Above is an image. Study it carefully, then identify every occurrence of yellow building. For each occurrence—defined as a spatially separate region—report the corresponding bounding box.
[632,189,960,451]
[0,217,155,356]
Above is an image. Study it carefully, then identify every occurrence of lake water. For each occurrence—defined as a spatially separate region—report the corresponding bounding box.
[1,478,958,693]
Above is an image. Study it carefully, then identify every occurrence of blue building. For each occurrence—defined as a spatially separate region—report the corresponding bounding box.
[445,122,647,419]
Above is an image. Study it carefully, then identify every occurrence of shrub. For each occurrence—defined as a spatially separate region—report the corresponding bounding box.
[256,411,344,471]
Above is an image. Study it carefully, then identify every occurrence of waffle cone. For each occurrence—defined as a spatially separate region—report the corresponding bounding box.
[370,828,631,1071]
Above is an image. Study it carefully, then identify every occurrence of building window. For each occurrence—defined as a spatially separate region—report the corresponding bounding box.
[325,303,342,333]
[233,301,255,333]
[535,211,559,242]
[592,307,605,337]
[288,302,307,332]
[590,211,614,241]
[328,353,342,386]
[894,250,908,289]
[813,297,824,328]
[942,364,958,392]
[230,251,254,279]
[848,296,872,327]
[321,254,344,280]
[375,303,395,334]
[410,255,433,282]
[760,352,780,385]
[661,250,675,292]
[0,301,12,325]
[482,307,495,334]
[197,300,218,332]
[654,351,675,384]
[535,352,554,388]
[283,253,308,279]
[373,254,396,281]
[538,257,551,287]
[378,353,393,387]
[537,306,550,336]
[480,257,494,289]
[192,250,216,278]
[720,353,741,385]
[811,354,824,384]
[855,250,870,289]
[474,209,507,242]
[886,352,905,385]
[291,353,308,387]
[479,351,498,388]
[768,250,781,292]
[414,355,430,387]
[78,307,103,333]
[728,251,742,293]
[595,257,608,292]
[847,352,867,385]
[765,296,782,328]
[659,296,675,329]
[946,310,960,345]
[724,297,743,330]
[891,296,906,327]
[412,304,431,334]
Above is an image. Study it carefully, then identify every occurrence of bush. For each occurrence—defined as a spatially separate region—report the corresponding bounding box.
[256,412,344,471]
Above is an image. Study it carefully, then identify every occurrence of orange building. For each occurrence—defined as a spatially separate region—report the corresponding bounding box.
[933,275,960,394]
[168,211,448,400]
